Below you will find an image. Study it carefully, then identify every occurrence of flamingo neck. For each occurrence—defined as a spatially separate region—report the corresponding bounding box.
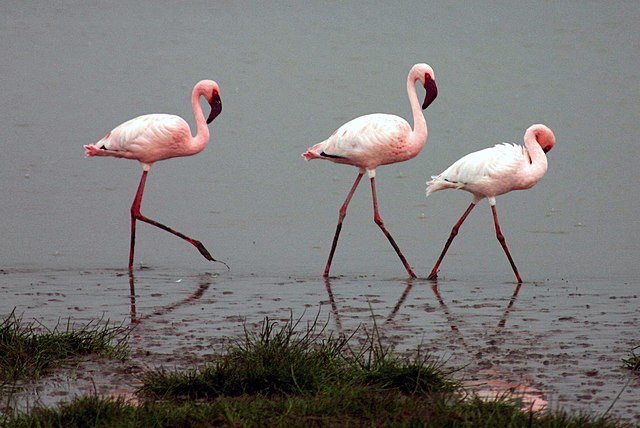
[189,83,211,155]
[406,69,427,150]
[523,128,549,183]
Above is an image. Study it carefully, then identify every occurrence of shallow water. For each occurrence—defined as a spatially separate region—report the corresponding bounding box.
[1,268,639,420]
[1,1,639,423]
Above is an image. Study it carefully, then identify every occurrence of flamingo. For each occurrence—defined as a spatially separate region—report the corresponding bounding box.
[84,80,225,271]
[425,124,556,282]
[303,63,438,278]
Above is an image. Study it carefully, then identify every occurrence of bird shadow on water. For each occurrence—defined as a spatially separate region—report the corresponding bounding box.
[322,277,416,340]
[429,280,549,411]
[324,276,546,411]
[322,277,521,341]
[127,269,213,325]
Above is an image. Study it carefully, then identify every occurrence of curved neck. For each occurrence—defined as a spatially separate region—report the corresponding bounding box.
[523,129,548,180]
[189,85,210,154]
[407,70,427,146]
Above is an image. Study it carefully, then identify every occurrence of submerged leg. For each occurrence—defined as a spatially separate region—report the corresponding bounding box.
[324,172,364,277]
[370,177,416,278]
[128,170,226,271]
[491,204,522,283]
[427,202,476,280]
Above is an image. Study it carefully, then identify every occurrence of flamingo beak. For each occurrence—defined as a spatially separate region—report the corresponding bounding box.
[207,92,222,124]
[422,76,438,110]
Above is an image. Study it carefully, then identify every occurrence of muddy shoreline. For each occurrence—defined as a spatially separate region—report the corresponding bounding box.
[2,268,638,423]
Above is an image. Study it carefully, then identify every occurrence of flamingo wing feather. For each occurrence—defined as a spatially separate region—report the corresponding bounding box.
[85,114,190,165]
[304,114,411,169]
[427,143,527,198]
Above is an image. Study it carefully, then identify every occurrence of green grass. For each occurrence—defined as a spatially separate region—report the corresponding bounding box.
[138,313,458,401]
[4,393,627,428]
[2,314,632,427]
[139,314,351,399]
[0,309,129,382]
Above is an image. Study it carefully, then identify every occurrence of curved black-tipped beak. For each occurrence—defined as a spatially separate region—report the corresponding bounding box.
[421,76,438,110]
[206,92,222,124]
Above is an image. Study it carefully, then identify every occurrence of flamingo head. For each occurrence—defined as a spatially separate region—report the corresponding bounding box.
[528,124,556,154]
[206,88,222,124]
[422,75,438,110]
[414,64,437,110]
[194,80,222,124]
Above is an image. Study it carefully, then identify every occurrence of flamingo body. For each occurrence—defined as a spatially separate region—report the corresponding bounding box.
[87,114,195,168]
[303,63,438,278]
[85,80,221,169]
[426,124,556,282]
[303,113,418,173]
[84,80,224,270]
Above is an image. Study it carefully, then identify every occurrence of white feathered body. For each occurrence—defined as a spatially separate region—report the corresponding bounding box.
[303,113,421,171]
[427,142,548,202]
[85,114,198,169]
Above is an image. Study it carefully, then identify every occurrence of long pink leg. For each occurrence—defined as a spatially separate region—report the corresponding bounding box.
[491,204,522,283]
[370,177,416,278]
[128,170,224,271]
[323,172,364,277]
[427,202,476,280]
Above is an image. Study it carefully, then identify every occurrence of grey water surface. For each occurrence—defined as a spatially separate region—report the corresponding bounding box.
[1,1,639,422]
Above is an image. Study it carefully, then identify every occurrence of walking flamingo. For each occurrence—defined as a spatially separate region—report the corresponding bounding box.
[303,63,438,278]
[84,80,225,271]
[425,124,556,282]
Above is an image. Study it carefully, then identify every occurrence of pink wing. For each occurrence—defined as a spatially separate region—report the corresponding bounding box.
[304,113,411,169]
[85,114,190,165]
[427,143,529,198]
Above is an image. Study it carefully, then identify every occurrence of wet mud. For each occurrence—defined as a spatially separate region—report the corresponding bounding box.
[1,268,638,423]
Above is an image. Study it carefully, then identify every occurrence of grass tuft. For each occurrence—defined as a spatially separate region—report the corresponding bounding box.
[139,312,458,402]
[0,309,130,382]
[348,319,459,396]
[139,313,351,399]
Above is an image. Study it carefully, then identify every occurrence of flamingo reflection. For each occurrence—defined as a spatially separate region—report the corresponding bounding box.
[430,280,546,412]
[128,270,212,324]
[323,277,414,339]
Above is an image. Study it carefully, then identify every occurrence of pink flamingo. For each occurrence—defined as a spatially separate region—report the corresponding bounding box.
[426,124,556,282]
[84,80,224,271]
[303,63,438,278]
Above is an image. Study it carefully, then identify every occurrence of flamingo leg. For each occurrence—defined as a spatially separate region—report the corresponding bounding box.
[427,202,476,280]
[370,177,416,278]
[491,205,522,283]
[324,172,364,277]
[128,170,224,271]
[128,171,147,270]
